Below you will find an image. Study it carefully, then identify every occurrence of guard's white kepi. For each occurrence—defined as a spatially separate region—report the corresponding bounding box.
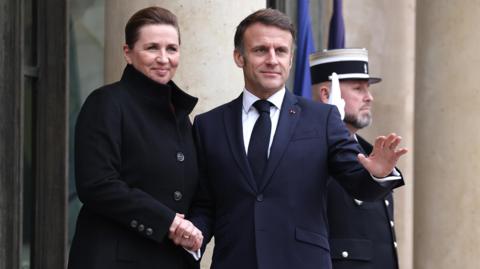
[309,48,381,85]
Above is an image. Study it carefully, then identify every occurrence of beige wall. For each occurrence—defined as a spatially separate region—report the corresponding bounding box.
[415,1,480,268]
[330,1,417,268]
[339,0,480,268]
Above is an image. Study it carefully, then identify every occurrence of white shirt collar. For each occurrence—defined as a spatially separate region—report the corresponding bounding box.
[242,88,286,113]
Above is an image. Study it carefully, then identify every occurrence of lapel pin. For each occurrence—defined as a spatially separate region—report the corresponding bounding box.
[289,109,296,115]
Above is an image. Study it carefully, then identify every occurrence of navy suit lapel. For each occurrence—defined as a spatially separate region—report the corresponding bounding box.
[259,91,300,191]
[223,94,258,192]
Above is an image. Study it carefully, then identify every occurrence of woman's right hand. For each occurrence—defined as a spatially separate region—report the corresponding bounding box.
[169,213,203,251]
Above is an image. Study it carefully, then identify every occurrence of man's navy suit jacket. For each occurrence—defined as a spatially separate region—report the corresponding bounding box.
[190,90,404,269]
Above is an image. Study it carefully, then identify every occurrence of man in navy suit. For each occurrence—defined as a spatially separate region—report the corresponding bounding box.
[310,48,400,269]
[185,9,407,269]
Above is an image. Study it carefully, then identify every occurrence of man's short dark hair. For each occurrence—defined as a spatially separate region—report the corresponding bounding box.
[234,8,296,54]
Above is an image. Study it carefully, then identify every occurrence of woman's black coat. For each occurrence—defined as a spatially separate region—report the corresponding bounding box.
[68,65,199,269]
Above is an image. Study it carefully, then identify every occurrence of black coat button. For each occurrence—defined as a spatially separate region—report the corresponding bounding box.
[130,220,138,228]
[176,152,185,162]
[138,224,145,232]
[256,194,264,202]
[146,228,153,236]
[173,191,183,201]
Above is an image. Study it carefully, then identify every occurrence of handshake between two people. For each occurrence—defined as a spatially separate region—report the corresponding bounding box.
[168,213,203,252]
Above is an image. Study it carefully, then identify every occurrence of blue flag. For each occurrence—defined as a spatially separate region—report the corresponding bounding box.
[328,0,345,49]
[293,0,316,98]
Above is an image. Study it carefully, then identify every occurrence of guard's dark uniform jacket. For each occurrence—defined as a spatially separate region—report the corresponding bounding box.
[327,135,399,269]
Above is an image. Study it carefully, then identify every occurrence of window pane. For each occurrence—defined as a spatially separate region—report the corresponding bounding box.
[24,0,37,66]
[22,76,37,269]
[68,0,105,246]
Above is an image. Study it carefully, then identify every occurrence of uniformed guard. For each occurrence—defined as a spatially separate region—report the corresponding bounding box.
[310,48,401,269]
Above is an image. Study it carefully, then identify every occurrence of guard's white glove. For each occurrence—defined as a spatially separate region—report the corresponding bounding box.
[328,72,345,120]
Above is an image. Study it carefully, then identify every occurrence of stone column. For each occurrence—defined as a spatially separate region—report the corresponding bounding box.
[330,1,416,268]
[105,0,265,116]
[104,1,265,268]
[415,1,480,268]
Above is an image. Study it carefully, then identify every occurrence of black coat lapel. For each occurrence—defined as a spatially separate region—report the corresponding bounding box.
[356,135,373,155]
[259,91,300,191]
[223,94,258,192]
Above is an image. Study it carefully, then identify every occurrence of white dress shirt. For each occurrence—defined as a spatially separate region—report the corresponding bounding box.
[242,87,285,157]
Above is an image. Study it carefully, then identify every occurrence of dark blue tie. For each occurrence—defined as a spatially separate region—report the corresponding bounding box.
[248,100,272,187]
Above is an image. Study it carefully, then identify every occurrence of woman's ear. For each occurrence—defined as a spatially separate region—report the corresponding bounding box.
[123,44,133,64]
